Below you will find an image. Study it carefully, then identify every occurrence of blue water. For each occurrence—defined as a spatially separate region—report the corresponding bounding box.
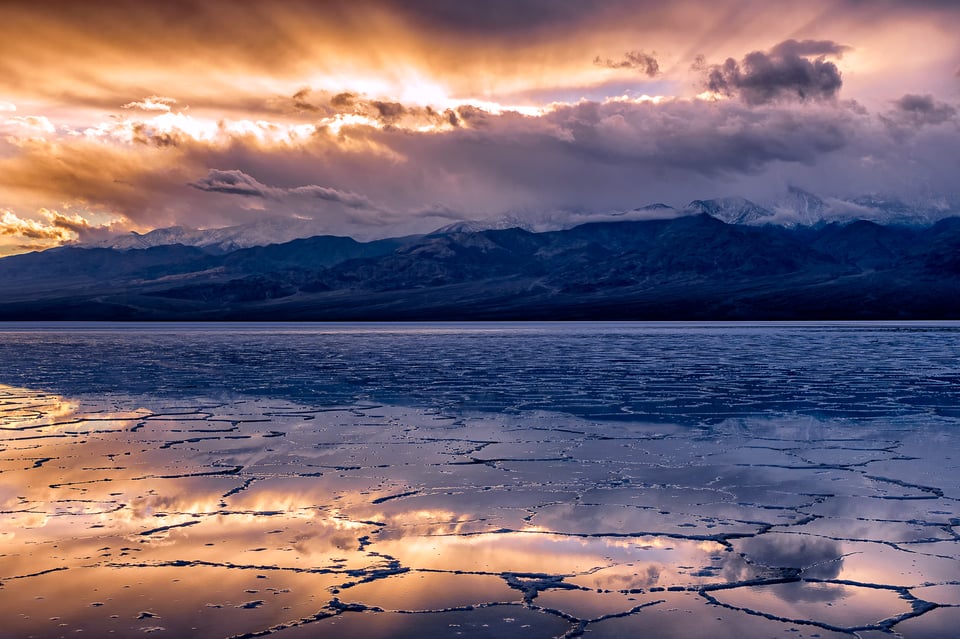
[1,321,958,423]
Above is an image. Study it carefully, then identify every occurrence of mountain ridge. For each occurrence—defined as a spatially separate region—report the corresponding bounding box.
[76,190,960,253]
[2,213,960,320]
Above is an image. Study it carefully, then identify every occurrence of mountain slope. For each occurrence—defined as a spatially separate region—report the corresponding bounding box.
[83,219,342,253]
[1,216,959,320]
[684,198,775,225]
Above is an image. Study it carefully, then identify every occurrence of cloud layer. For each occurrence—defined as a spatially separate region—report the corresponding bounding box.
[1,1,959,254]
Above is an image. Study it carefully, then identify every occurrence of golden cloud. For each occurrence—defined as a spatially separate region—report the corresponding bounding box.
[0,210,73,241]
[0,208,123,249]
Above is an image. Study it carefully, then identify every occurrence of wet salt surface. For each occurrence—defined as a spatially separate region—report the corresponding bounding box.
[0,322,959,638]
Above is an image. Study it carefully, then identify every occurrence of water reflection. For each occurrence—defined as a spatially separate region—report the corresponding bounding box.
[1,383,958,638]
[736,535,844,580]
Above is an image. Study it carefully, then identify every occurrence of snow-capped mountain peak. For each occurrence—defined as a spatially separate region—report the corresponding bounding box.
[684,197,775,225]
[430,214,535,235]
[82,189,960,255]
[83,219,332,253]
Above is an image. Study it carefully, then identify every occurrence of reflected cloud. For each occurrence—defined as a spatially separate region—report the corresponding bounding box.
[708,580,912,630]
[738,534,845,580]
[0,379,956,635]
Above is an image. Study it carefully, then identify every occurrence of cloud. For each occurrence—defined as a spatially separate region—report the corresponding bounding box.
[0,209,120,245]
[5,90,954,246]
[888,93,957,126]
[1,0,956,125]
[285,91,459,130]
[0,0,956,259]
[593,50,660,76]
[769,39,848,58]
[0,47,958,253]
[0,135,198,228]
[189,169,375,209]
[188,169,271,197]
[290,86,347,117]
[331,92,358,108]
[704,39,847,105]
[288,185,374,209]
[46,210,125,243]
[371,100,407,123]
[6,115,56,134]
[0,210,70,240]
[121,96,177,112]
[445,98,853,177]
[291,88,323,113]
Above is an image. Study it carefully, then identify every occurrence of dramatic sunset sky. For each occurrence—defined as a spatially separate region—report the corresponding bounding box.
[1,0,958,255]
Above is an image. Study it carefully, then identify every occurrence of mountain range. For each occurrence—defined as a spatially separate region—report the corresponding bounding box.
[82,218,341,253]
[82,189,958,252]
[2,198,960,320]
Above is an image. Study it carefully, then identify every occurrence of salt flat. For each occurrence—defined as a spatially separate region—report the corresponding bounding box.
[0,322,958,638]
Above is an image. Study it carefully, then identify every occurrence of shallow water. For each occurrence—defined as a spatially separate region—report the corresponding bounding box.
[1,322,958,638]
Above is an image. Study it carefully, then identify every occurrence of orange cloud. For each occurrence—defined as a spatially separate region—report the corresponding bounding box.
[0,1,739,111]
[0,210,73,241]
[0,209,123,254]
[5,115,55,134]
[121,96,177,113]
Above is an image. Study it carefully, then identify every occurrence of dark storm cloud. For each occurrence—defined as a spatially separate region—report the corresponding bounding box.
[189,169,270,197]
[370,100,407,124]
[341,97,457,129]
[276,87,456,128]
[49,213,95,235]
[189,169,374,209]
[331,92,357,108]
[287,184,374,209]
[361,97,862,220]
[769,39,848,58]
[291,88,320,112]
[882,93,957,130]
[705,39,847,105]
[894,94,956,122]
[593,50,660,77]
[542,99,851,174]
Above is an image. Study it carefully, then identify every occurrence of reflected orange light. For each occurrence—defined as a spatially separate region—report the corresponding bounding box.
[2,381,948,637]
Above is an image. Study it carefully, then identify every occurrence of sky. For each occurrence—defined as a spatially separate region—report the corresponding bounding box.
[1,0,959,255]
